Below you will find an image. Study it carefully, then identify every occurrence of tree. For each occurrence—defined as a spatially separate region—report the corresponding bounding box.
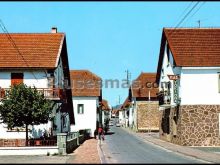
[0,83,54,146]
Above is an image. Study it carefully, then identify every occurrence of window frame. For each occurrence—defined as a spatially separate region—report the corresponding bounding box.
[77,104,84,114]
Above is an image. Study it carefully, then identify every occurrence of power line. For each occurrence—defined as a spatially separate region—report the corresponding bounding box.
[167,2,201,37]
[0,19,38,80]
[174,2,200,28]
[173,1,194,26]
[184,2,206,27]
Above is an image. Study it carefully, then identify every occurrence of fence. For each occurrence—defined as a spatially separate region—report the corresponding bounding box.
[0,129,91,155]
[57,129,91,155]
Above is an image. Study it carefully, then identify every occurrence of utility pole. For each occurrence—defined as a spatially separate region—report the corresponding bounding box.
[125,69,131,86]
[118,95,121,105]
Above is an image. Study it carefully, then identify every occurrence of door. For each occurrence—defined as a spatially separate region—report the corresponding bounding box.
[11,73,23,86]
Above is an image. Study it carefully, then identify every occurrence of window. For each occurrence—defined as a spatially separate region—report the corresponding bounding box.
[11,73,23,86]
[77,104,84,114]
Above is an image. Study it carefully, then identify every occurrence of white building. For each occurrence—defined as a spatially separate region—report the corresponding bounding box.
[128,73,159,132]
[157,28,220,146]
[119,97,130,127]
[70,70,102,137]
[0,27,74,146]
[101,99,111,128]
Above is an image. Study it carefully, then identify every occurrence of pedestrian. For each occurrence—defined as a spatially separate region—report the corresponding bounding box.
[98,126,104,141]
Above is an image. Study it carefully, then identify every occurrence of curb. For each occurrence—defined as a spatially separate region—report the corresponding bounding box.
[97,140,107,164]
[121,127,220,163]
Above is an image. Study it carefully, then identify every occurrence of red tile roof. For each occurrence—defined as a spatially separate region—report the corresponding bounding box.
[101,99,110,111]
[120,97,131,109]
[164,28,220,66]
[131,73,158,98]
[70,70,102,97]
[0,33,64,68]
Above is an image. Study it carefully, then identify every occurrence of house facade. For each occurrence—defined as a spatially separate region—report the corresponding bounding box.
[70,70,102,137]
[101,99,111,128]
[156,28,220,146]
[119,97,131,127]
[0,27,74,146]
[129,73,159,132]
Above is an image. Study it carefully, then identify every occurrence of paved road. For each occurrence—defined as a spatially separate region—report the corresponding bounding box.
[100,126,209,164]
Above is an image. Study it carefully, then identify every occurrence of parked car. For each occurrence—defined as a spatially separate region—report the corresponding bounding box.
[109,121,114,126]
[116,123,121,127]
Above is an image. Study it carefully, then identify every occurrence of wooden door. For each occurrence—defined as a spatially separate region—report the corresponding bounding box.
[11,73,23,86]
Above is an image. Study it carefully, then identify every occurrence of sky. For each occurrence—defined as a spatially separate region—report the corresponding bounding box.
[0,1,219,106]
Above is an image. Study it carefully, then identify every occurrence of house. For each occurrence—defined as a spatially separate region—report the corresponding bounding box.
[128,72,159,132]
[101,99,111,127]
[156,28,220,146]
[101,99,111,131]
[0,27,74,146]
[119,97,131,127]
[70,70,102,137]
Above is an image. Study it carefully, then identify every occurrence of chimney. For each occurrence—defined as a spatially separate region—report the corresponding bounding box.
[51,27,57,33]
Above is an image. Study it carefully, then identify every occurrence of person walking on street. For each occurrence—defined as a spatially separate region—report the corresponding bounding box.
[98,126,105,144]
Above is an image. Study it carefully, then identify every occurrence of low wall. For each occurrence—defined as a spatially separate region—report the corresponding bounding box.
[0,129,90,155]
[0,146,58,155]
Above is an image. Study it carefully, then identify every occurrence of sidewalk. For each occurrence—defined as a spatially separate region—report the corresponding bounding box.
[122,127,220,164]
[67,138,101,164]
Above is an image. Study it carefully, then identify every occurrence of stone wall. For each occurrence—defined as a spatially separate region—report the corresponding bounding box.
[160,105,220,146]
[137,101,159,131]
[0,139,25,147]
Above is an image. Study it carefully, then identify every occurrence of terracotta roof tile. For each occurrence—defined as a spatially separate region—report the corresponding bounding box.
[120,97,131,110]
[70,70,102,97]
[0,33,64,68]
[101,99,110,111]
[164,28,220,66]
[131,73,158,98]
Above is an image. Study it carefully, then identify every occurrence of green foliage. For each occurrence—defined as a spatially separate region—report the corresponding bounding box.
[0,84,54,130]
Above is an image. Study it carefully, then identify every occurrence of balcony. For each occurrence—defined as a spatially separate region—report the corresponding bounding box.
[0,88,66,101]
[157,90,171,107]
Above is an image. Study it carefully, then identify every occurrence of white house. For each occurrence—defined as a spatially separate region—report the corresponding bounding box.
[156,28,220,146]
[119,97,130,127]
[70,70,102,137]
[128,73,159,132]
[101,99,111,128]
[0,27,74,147]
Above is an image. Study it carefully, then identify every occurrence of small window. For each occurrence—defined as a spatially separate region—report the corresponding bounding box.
[77,104,84,114]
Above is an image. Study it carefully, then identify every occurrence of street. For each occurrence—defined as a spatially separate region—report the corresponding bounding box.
[100,125,208,164]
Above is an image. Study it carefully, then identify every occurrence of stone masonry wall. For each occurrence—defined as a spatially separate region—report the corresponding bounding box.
[137,101,159,132]
[160,105,220,146]
[177,105,220,146]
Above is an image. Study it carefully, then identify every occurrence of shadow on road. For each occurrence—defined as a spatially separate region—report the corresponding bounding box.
[105,131,115,135]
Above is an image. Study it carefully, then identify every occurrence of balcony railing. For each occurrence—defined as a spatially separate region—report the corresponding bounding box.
[0,88,66,100]
[157,90,171,106]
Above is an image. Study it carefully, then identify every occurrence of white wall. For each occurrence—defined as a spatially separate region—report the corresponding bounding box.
[0,146,58,155]
[159,41,181,106]
[71,97,98,137]
[119,111,123,124]
[159,41,220,106]
[0,67,68,139]
[180,68,220,105]
[0,70,48,89]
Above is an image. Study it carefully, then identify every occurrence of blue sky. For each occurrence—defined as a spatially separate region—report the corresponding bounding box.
[0,2,219,106]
